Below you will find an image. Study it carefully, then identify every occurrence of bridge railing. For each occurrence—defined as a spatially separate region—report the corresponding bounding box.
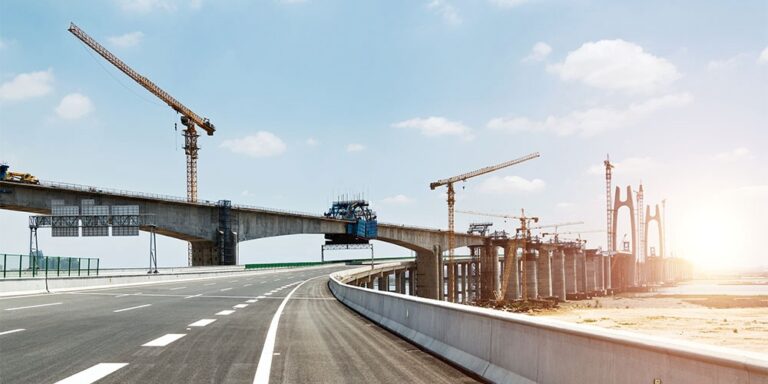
[1,254,99,279]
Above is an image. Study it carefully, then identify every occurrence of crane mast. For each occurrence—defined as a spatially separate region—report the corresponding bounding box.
[430,152,539,302]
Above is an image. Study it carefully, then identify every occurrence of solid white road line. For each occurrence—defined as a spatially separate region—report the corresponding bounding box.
[216,310,235,316]
[169,287,187,291]
[220,288,232,292]
[184,294,202,299]
[252,277,316,384]
[189,319,217,327]
[4,302,62,311]
[246,299,258,303]
[0,328,25,336]
[264,293,272,296]
[233,304,248,309]
[54,363,128,384]
[257,296,266,299]
[113,304,151,313]
[142,333,186,347]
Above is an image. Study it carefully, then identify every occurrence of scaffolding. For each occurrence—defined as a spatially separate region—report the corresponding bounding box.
[216,200,239,265]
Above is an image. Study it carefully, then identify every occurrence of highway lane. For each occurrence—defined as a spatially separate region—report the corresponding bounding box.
[270,277,479,384]
[0,266,478,383]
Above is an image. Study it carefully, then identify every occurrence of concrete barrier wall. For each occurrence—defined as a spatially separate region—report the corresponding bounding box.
[329,264,768,384]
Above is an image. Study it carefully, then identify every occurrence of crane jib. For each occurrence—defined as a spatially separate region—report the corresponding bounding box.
[67,22,215,136]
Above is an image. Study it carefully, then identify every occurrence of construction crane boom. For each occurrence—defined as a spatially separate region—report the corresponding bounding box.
[530,221,584,230]
[68,23,215,136]
[429,153,539,303]
[430,152,540,190]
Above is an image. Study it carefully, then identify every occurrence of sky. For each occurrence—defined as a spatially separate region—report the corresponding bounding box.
[0,0,766,271]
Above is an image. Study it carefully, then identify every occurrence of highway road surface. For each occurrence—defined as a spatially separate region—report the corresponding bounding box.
[0,266,478,383]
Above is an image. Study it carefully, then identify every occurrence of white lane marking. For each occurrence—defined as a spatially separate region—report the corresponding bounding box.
[230,280,239,283]
[54,363,128,384]
[113,304,151,313]
[264,293,272,296]
[246,299,258,303]
[216,310,235,316]
[257,296,266,299]
[243,284,252,287]
[56,363,128,384]
[204,283,216,286]
[220,288,232,292]
[169,287,187,291]
[5,302,62,311]
[0,328,25,336]
[142,333,186,347]
[253,277,316,384]
[189,319,217,327]
[184,294,202,299]
[233,304,248,309]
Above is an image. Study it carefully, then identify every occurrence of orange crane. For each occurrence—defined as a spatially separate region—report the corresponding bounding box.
[430,153,539,302]
[457,209,540,300]
[68,22,215,205]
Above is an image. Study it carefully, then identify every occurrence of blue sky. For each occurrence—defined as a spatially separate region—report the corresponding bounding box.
[1,0,766,270]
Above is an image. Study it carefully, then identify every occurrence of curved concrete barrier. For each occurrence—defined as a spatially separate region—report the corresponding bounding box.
[329,264,768,384]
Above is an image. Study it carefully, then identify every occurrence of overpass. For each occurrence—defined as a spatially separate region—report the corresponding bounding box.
[0,180,483,299]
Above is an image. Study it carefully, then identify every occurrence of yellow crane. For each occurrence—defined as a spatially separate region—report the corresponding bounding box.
[430,153,539,302]
[68,22,215,204]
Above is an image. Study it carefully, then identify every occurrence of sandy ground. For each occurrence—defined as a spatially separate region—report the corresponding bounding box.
[534,294,768,354]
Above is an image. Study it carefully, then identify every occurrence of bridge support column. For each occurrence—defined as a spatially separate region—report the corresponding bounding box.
[524,250,538,300]
[460,262,468,303]
[480,241,498,301]
[537,249,552,298]
[415,246,441,300]
[408,267,416,295]
[378,273,388,291]
[191,241,217,266]
[503,245,518,301]
[564,248,577,295]
[552,249,567,301]
[586,255,596,294]
[577,249,586,293]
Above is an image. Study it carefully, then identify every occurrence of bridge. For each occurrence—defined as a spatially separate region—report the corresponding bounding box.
[0,180,483,299]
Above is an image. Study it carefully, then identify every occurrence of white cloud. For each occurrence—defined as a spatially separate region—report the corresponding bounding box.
[523,42,551,62]
[587,157,658,176]
[759,47,768,64]
[0,69,54,101]
[428,0,462,25]
[547,39,680,93]
[117,0,201,12]
[489,0,529,7]
[393,116,474,140]
[346,143,365,152]
[714,147,752,162]
[477,175,545,194]
[305,138,319,146]
[556,202,574,209]
[220,132,287,157]
[55,93,94,119]
[381,194,414,205]
[107,31,144,48]
[487,92,692,137]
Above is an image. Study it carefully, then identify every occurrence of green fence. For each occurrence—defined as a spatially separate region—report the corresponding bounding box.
[1,254,100,279]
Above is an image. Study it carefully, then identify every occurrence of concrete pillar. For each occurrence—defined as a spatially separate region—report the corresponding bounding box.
[378,273,387,291]
[564,248,577,294]
[407,267,416,295]
[502,245,518,301]
[552,249,567,301]
[480,242,499,300]
[191,241,217,266]
[576,249,586,293]
[523,250,538,300]
[415,246,441,300]
[598,255,605,292]
[586,255,596,293]
[394,271,402,294]
[452,262,460,303]
[459,262,467,303]
[537,249,552,298]
[605,254,612,291]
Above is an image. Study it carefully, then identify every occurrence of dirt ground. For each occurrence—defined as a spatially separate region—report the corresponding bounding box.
[534,293,768,354]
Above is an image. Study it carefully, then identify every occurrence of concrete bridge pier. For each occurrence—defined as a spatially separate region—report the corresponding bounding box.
[586,254,596,294]
[523,250,538,300]
[480,241,499,301]
[503,245,519,301]
[564,248,578,295]
[415,246,442,300]
[536,248,552,298]
[576,249,587,294]
[551,248,567,301]
[408,267,416,295]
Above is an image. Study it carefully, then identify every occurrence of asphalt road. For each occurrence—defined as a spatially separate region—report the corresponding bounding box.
[0,266,478,384]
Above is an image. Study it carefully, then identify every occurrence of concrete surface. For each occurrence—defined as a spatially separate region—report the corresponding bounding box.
[330,264,768,384]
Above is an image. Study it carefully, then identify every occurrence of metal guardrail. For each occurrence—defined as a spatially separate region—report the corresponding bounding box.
[1,254,100,278]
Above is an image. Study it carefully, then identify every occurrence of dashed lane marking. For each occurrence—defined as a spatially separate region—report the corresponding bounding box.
[113,304,151,313]
[53,363,128,384]
[189,319,217,327]
[4,302,62,311]
[142,334,186,347]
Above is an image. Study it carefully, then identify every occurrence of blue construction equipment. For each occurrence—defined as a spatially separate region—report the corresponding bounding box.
[324,199,378,240]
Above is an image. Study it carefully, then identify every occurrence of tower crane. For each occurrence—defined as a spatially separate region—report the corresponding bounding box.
[430,152,539,302]
[457,208,540,300]
[542,229,604,243]
[68,23,215,205]
[530,221,584,233]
